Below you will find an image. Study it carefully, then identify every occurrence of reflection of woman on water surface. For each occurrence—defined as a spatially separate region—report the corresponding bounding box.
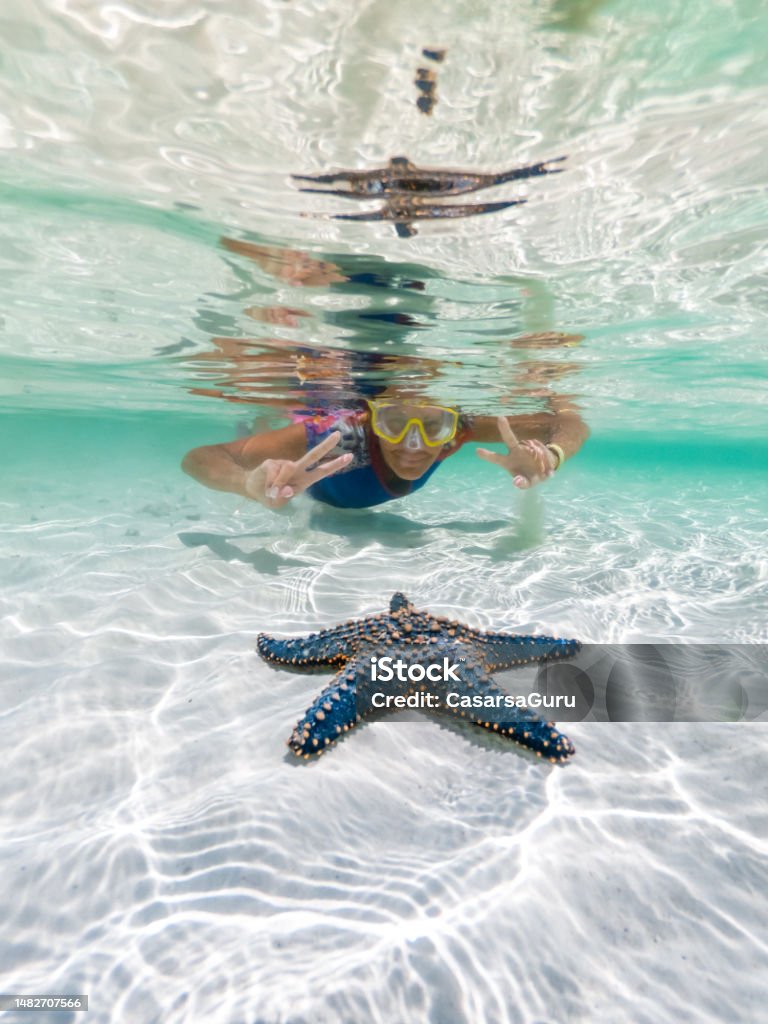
[182,395,589,511]
[183,236,589,510]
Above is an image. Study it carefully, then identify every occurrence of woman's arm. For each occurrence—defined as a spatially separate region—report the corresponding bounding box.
[181,423,352,508]
[471,396,589,488]
[469,394,589,463]
[220,237,346,287]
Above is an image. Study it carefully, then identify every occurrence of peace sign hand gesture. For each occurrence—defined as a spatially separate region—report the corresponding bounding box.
[245,431,353,509]
[476,416,557,489]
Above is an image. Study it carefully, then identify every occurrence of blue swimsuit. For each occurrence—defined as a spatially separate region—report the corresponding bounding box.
[302,410,456,509]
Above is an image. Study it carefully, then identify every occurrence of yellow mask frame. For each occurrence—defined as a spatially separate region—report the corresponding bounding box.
[367,401,459,448]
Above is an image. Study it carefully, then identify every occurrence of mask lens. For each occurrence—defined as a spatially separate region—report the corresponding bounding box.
[375,407,410,439]
[420,410,455,442]
[370,403,458,446]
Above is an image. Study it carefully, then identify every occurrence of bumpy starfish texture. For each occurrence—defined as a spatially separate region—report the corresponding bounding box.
[257,593,580,763]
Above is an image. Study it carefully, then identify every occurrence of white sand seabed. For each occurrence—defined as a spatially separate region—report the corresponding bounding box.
[1,465,767,1024]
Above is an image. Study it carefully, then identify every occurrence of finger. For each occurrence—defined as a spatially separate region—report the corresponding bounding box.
[262,460,278,489]
[525,439,555,476]
[263,460,286,494]
[272,459,299,490]
[304,452,353,486]
[295,430,342,471]
[476,447,505,465]
[521,440,550,476]
[263,461,295,500]
[513,475,530,489]
[523,439,548,459]
[266,489,294,509]
[266,491,294,508]
[497,416,520,451]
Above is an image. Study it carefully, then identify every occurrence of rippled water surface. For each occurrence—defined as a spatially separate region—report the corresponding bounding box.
[2,1,768,1022]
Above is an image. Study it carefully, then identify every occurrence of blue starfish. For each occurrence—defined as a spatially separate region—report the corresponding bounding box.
[258,594,580,763]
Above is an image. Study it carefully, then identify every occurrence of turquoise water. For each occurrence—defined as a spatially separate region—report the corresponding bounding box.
[2,2,768,1023]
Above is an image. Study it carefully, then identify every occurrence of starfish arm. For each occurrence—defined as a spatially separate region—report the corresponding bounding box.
[296,187,382,199]
[256,623,362,671]
[330,208,402,223]
[292,170,388,196]
[464,630,581,672]
[333,199,526,224]
[257,605,410,671]
[408,199,527,219]
[287,662,367,758]
[441,654,575,762]
[389,593,412,613]
[491,714,575,763]
[495,156,567,185]
[291,171,376,185]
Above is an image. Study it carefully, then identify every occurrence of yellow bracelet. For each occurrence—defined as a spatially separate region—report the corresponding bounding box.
[546,443,566,471]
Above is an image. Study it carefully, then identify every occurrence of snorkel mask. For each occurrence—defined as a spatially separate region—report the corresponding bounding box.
[367,401,459,448]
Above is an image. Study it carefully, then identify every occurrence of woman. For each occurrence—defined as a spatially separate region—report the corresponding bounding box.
[182,395,588,511]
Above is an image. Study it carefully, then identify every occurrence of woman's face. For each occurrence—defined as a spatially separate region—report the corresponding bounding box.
[377,428,444,480]
[368,403,458,480]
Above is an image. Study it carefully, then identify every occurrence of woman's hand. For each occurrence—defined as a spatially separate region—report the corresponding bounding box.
[476,416,557,489]
[245,431,353,509]
[220,238,346,287]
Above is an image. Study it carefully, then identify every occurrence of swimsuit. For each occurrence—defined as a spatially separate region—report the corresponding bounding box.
[301,410,468,509]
